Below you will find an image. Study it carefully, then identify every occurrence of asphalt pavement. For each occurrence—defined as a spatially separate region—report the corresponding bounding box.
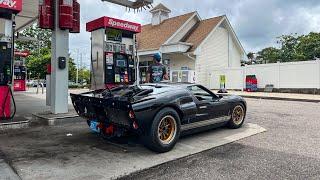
[0,96,319,179]
[121,98,320,180]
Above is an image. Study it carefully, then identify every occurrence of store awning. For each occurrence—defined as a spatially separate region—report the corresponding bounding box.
[160,42,193,54]
[15,0,38,32]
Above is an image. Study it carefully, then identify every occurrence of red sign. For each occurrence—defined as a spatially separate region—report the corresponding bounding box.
[14,50,30,57]
[0,0,23,13]
[86,16,141,33]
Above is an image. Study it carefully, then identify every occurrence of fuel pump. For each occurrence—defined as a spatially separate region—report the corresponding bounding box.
[0,4,21,120]
[0,43,15,120]
[86,16,141,89]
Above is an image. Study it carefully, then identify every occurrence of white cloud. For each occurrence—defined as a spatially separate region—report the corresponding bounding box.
[70,0,320,64]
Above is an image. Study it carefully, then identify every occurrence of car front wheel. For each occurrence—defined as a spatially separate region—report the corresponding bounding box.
[227,104,245,129]
[142,107,181,153]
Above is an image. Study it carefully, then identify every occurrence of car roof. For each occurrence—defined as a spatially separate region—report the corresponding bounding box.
[143,82,197,88]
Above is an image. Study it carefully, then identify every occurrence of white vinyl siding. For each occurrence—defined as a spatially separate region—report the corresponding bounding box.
[195,27,229,87]
[167,54,195,70]
[195,22,243,87]
[229,33,242,67]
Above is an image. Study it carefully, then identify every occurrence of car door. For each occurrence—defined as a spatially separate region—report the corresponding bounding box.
[208,95,229,121]
[188,85,229,123]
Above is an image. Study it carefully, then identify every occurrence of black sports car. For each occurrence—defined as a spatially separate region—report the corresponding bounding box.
[70,83,246,152]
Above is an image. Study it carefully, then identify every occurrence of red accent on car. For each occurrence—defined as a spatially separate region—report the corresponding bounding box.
[105,124,114,135]
[133,121,139,130]
[128,110,135,119]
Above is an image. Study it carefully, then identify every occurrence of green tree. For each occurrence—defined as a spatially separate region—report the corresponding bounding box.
[15,24,52,53]
[256,32,320,63]
[277,34,300,62]
[68,57,77,82]
[78,68,91,84]
[296,32,320,60]
[247,52,254,61]
[257,47,281,63]
[26,49,77,81]
[26,48,51,79]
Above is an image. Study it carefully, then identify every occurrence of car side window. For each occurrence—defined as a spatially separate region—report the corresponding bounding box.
[179,96,194,105]
[187,85,216,102]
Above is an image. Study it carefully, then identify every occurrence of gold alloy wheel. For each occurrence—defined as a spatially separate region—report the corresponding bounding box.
[232,105,245,125]
[158,115,177,145]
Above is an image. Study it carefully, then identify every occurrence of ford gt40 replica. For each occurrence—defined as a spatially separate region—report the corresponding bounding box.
[71,83,247,153]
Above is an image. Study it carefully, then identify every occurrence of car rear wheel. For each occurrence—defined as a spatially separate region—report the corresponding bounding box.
[142,107,181,153]
[227,104,245,129]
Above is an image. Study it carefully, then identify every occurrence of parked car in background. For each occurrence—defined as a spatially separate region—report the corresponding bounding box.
[28,80,46,87]
[26,80,36,87]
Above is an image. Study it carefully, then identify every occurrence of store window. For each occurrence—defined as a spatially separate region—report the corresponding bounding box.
[139,58,170,83]
[139,60,153,83]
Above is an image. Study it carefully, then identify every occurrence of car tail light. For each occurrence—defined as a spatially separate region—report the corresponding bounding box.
[97,123,103,130]
[128,110,135,119]
[105,124,114,135]
[133,121,139,129]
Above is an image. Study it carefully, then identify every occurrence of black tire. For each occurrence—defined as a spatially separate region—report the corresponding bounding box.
[227,104,246,129]
[86,120,91,127]
[142,107,181,153]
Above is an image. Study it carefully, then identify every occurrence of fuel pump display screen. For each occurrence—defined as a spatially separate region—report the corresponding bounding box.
[14,66,26,80]
[116,59,126,67]
[0,42,12,85]
[114,54,127,83]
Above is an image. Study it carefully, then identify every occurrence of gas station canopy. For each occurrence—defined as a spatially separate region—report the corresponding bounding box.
[15,0,38,32]
[14,0,153,32]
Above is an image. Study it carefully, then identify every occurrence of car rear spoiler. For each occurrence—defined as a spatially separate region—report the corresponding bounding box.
[70,91,132,124]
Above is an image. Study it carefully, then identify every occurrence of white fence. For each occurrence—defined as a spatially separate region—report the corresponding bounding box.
[208,60,320,90]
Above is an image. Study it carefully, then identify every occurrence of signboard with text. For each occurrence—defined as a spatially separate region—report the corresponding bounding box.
[0,0,23,13]
[86,16,141,33]
[220,75,226,89]
[14,50,30,57]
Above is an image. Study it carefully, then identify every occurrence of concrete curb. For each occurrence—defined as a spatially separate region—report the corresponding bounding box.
[0,121,30,132]
[32,111,80,126]
[0,111,80,131]
[238,95,320,103]
[0,159,21,180]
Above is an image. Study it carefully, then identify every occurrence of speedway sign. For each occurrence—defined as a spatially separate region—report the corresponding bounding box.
[107,18,140,33]
[0,0,22,13]
[86,16,141,33]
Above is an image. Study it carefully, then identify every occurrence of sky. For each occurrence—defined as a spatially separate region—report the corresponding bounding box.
[70,0,320,67]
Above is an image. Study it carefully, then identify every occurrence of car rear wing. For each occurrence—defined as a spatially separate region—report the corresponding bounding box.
[70,91,132,126]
